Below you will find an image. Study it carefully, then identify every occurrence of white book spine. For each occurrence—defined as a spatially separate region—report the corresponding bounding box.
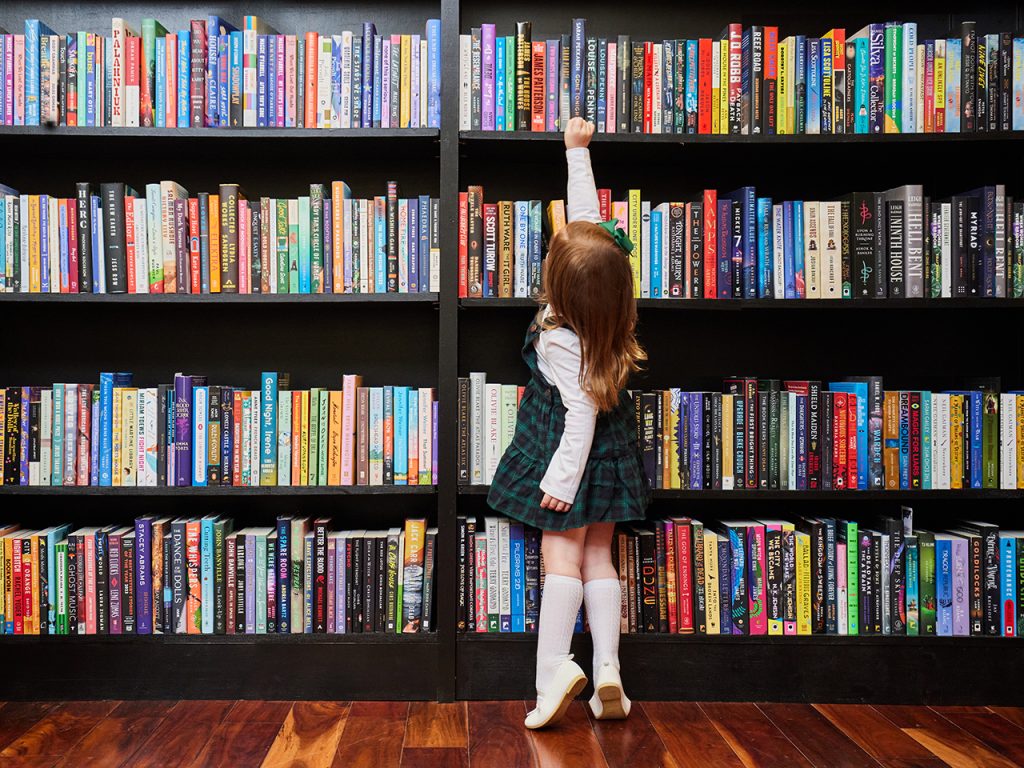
[136,389,146,482]
[459,35,471,130]
[145,184,161,291]
[803,201,820,298]
[485,517,499,618]
[133,198,149,294]
[772,204,785,299]
[317,37,331,129]
[112,19,126,127]
[651,44,662,133]
[821,201,841,298]
[500,384,517,455]
[420,38,428,129]
[640,200,651,297]
[250,392,260,486]
[484,383,500,484]
[143,388,157,486]
[940,202,952,297]
[419,388,433,484]
[937,394,951,489]
[340,31,352,129]
[1001,394,1016,489]
[243,28,259,127]
[469,372,485,484]
[40,389,52,485]
[902,23,917,133]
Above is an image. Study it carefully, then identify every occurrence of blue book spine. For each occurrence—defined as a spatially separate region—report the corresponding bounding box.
[154,38,166,128]
[969,392,982,488]
[39,195,49,293]
[99,372,114,486]
[361,23,376,127]
[921,392,932,490]
[717,198,732,298]
[1000,535,1017,636]
[854,38,870,133]
[206,24,219,127]
[177,30,190,127]
[135,517,153,634]
[528,201,542,297]
[276,517,290,633]
[937,538,952,636]
[418,195,430,292]
[256,34,267,128]
[494,37,505,131]
[394,386,408,484]
[793,202,805,298]
[829,382,869,489]
[373,34,383,127]
[201,518,214,633]
[689,393,703,489]
[757,197,772,298]
[374,200,387,292]
[898,395,910,489]
[650,209,662,298]
[794,36,807,134]
[807,38,821,134]
[782,201,796,298]
[906,539,919,634]
[685,40,698,133]
[796,395,808,489]
[408,197,419,293]
[718,536,732,634]
[25,20,55,126]
[229,32,242,126]
[90,196,102,291]
[260,372,278,485]
[510,523,525,632]
[427,19,441,128]
[192,386,208,487]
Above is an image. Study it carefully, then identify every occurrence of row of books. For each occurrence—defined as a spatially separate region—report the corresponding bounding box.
[0,181,439,295]
[0,17,441,129]
[1,372,438,488]
[459,373,1024,491]
[459,184,1024,301]
[459,19,1024,135]
[0,516,436,635]
[458,511,1024,637]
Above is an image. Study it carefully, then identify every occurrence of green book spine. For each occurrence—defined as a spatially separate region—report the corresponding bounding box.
[884,23,902,132]
[905,535,919,636]
[307,389,320,486]
[275,199,288,294]
[982,392,999,488]
[845,521,859,635]
[287,202,299,293]
[317,392,329,486]
[310,185,324,292]
[55,541,67,635]
[918,530,936,634]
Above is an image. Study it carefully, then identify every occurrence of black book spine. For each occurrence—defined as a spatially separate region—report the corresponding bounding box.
[653,391,663,489]
[3,389,19,484]
[768,381,780,489]
[858,532,874,634]
[234,535,245,633]
[744,379,757,489]
[363,536,375,633]
[616,35,631,133]
[100,182,128,293]
[821,392,834,491]
[515,22,532,131]
[840,199,852,298]
[28,396,39,471]
[986,38,998,132]
[961,22,977,132]
[584,36,598,124]
[156,384,169,487]
[266,536,276,634]
[376,535,387,632]
[385,532,399,632]
[422,529,436,632]
[692,523,706,633]
[313,520,328,632]
[966,534,983,635]
[701,393,712,490]
[348,536,359,633]
[75,183,93,292]
[207,388,221,485]
[871,192,887,298]
[809,521,825,633]
[37,533,47,635]
[806,381,821,489]
[638,531,658,632]
[710,392,722,490]
[982,528,1000,635]
[95,530,109,634]
[731,201,743,298]
[886,199,905,298]
[757,390,769,489]
[870,533,883,634]
[639,393,657,487]
[456,516,467,631]
[966,197,982,296]
[465,518,477,632]
[630,42,644,132]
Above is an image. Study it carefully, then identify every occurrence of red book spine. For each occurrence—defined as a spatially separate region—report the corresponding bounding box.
[458,192,468,298]
[697,38,713,134]
[675,522,693,633]
[531,41,545,132]
[125,197,137,293]
[909,391,922,489]
[188,198,201,294]
[703,189,717,298]
[643,42,654,132]
[231,392,243,486]
[763,27,779,135]
[597,189,611,221]
[67,198,79,293]
[847,393,858,490]
[833,391,847,489]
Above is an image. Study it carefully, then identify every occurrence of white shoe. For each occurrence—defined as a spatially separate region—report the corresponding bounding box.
[525,657,588,730]
[588,662,631,720]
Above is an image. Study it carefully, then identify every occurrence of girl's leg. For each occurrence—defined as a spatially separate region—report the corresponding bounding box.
[536,526,587,693]
[581,522,630,719]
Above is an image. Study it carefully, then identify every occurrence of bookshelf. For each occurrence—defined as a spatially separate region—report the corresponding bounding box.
[2,0,1023,706]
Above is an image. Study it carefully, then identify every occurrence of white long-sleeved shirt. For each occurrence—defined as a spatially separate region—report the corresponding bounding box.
[536,148,602,504]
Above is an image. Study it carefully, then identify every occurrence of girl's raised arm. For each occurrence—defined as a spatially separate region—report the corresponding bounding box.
[564,117,601,224]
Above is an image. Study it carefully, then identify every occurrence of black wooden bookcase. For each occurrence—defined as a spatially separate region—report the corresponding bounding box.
[1,0,1022,705]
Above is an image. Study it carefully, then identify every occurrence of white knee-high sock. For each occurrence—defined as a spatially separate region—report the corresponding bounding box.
[535,573,583,695]
[584,578,622,671]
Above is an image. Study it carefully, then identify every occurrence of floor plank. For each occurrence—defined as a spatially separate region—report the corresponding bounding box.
[260,701,349,768]
[0,703,55,752]
[330,702,409,768]
[642,702,744,768]
[991,708,1024,732]
[468,701,537,768]
[936,710,1024,765]
[758,704,880,768]
[405,702,469,749]
[108,701,177,719]
[401,747,470,768]
[701,702,814,768]
[190,721,282,768]
[0,701,117,759]
[527,701,608,768]
[814,705,940,764]
[130,701,234,768]
[875,705,1016,768]
[53,715,164,768]
[587,701,678,768]
[224,701,295,725]
[0,758,60,768]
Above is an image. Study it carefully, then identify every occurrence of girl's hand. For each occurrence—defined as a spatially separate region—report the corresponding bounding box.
[540,493,572,513]
[564,117,594,150]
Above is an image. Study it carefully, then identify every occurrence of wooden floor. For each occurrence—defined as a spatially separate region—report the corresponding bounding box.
[1,700,1023,767]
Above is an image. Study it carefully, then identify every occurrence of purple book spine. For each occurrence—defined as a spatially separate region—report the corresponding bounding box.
[951,538,969,636]
[689,393,703,489]
[245,532,256,633]
[326,537,336,633]
[135,517,153,634]
[546,40,559,131]
[109,531,122,634]
[173,375,193,486]
[432,400,438,483]
[336,536,345,632]
[481,24,496,131]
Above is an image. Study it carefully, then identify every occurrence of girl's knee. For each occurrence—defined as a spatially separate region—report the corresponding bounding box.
[542,529,586,578]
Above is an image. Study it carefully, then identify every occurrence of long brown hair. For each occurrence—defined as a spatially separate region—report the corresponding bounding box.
[539,221,646,413]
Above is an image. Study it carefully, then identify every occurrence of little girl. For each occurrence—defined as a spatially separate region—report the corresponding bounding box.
[487,117,650,730]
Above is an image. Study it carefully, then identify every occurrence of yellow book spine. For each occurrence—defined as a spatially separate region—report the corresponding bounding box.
[328,390,343,486]
[28,195,40,292]
[400,35,412,128]
[704,531,720,634]
[934,46,945,132]
[209,195,221,292]
[29,535,39,634]
[660,391,670,489]
[627,189,641,298]
[121,388,138,486]
[796,532,811,635]
[1017,395,1024,489]
[545,200,566,235]
[786,42,796,132]
[949,394,964,489]
[299,390,310,486]
[711,40,720,135]
[3,538,11,625]
[776,42,788,135]
[111,387,122,486]
[721,393,733,489]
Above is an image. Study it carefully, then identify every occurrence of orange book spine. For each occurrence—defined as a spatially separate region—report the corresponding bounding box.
[304,32,318,128]
[702,189,717,298]
[698,38,713,134]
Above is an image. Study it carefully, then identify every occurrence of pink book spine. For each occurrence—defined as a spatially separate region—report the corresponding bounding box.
[4,36,13,125]
[76,386,91,485]
[67,198,79,292]
[747,523,767,635]
[85,532,98,634]
[165,34,176,127]
[783,529,797,635]
[340,374,358,485]
[285,35,297,128]
[275,35,285,128]
[836,542,847,634]
[606,42,616,133]
[14,35,25,126]
[238,200,250,293]
[474,538,488,632]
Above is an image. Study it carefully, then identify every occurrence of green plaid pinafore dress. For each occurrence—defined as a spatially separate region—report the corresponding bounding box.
[486,315,651,532]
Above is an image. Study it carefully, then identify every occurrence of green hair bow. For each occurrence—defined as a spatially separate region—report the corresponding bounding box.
[597,219,635,255]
